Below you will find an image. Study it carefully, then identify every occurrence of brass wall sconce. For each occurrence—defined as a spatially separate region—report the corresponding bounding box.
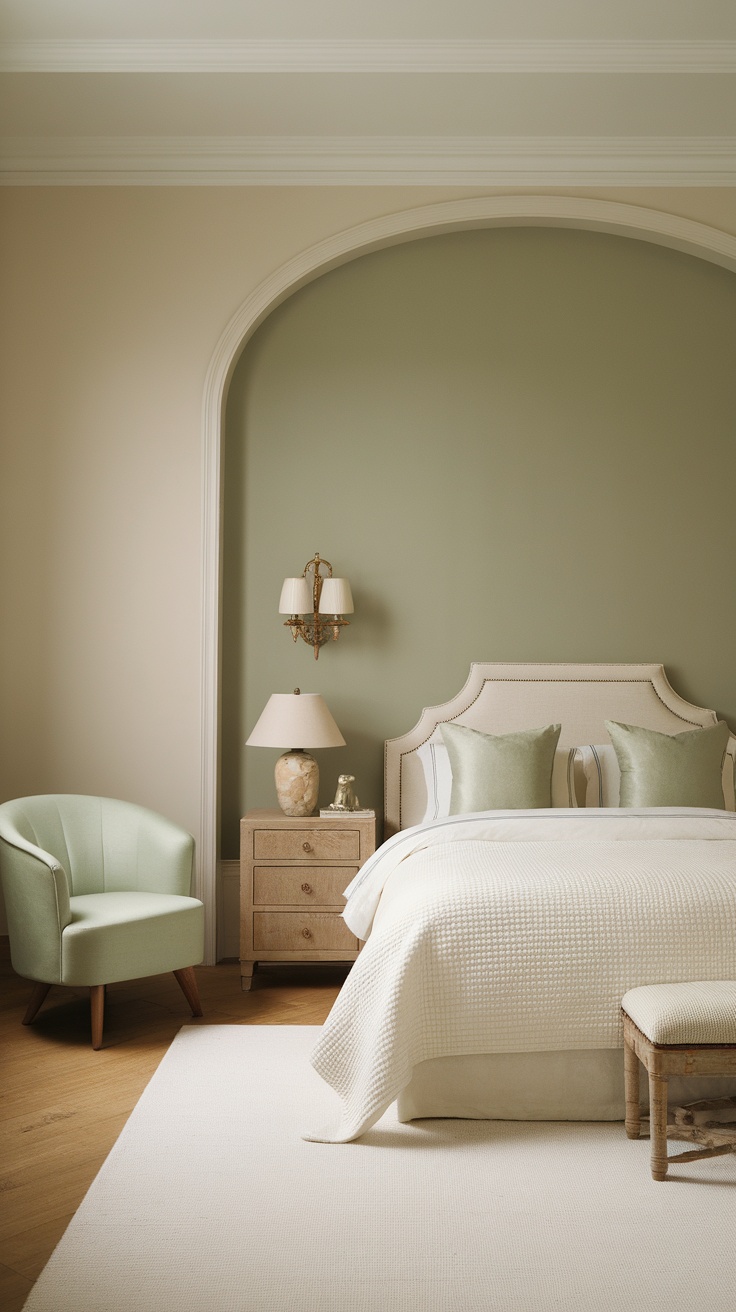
[279,553,353,660]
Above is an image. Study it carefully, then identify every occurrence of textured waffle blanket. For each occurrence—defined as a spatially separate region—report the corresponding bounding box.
[307,809,736,1142]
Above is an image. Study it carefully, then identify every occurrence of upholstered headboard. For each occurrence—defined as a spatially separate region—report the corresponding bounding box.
[384,662,735,835]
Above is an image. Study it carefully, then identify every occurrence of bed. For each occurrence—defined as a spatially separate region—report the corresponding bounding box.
[307,663,736,1143]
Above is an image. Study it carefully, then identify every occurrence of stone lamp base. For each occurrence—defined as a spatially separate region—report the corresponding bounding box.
[274,749,319,817]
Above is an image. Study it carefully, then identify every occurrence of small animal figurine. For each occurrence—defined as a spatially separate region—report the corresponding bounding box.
[329,774,360,811]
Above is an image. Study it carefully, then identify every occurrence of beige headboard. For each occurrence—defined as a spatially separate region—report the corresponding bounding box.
[384,662,735,835]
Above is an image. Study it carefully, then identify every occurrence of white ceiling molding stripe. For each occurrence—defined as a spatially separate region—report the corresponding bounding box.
[2,37,736,73]
[3,136,735,186]
[197,195,736,958]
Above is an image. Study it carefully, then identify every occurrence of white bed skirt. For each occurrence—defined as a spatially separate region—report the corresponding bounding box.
[396,1050,736,1123]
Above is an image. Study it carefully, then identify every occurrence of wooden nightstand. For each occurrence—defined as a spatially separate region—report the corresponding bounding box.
[239,809,377,990]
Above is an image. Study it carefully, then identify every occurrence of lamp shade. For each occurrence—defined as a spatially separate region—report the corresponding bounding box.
[318,577,354,615]
[279,577,311,615]
[246,691,345,749]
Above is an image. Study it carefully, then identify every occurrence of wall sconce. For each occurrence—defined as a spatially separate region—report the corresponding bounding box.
[279,553,353,660]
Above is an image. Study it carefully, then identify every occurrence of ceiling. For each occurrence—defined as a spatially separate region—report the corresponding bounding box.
[1,0,734,184]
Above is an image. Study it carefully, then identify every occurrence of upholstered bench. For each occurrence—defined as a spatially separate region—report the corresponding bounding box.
[622,982,736,1181]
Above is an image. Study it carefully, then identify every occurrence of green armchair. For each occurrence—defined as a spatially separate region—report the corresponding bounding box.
[0,794,205,1048]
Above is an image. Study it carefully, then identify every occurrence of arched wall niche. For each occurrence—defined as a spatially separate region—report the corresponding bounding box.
[199,194,736,961]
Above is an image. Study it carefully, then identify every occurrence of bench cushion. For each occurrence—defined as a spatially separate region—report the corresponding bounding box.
[622,981,736,1046]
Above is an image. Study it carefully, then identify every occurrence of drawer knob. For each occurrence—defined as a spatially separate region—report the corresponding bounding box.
[301,882,313,894]
[301,927,312,939]
[302,841,312,853]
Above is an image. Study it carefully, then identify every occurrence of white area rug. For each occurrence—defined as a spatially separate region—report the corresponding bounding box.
[25,1025,736,1312]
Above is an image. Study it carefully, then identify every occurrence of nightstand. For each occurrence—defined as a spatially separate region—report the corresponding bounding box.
[239,809,377,990]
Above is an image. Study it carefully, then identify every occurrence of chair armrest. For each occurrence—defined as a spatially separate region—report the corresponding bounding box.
[133,810,196,897]
[0,834,71,983]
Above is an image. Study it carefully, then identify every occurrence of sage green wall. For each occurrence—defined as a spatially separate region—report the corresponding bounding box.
[221,226,736,854]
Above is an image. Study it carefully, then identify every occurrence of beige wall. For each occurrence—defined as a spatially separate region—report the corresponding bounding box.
[0,188,482,823]
[1,185,736,943]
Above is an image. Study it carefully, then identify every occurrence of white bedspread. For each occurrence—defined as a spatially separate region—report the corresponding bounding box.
[307,809,736,1142]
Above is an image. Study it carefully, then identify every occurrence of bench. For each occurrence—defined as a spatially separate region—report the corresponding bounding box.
[622,981,736,1181]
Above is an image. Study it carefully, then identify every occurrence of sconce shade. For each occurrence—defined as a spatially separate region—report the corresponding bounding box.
[318,577,354,615]
[246,692,346,749]
[279,577,312,615]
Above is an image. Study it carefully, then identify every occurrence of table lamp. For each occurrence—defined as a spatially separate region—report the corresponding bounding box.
[246,689,346,817]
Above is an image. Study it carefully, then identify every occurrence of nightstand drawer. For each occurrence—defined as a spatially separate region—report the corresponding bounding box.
[253,866,357,907]
[253,912,358,952]
[253,828,361,862]
[240,810,376,988]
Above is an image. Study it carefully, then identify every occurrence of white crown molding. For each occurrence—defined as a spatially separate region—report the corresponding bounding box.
[2,135,735,186]
[2,37,736,73]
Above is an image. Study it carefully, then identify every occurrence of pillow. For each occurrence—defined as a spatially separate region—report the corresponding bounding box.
[575,744,622,808]
[416,733,577,822]
[603,719,731,809]
[577,740,736,811]
[438,721,562,814]
[416,738,455,823]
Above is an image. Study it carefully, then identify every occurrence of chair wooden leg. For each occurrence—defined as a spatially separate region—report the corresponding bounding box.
[173,967,203,1017]
[23,981,51,1025]
[90,985,105,1050]
[649,1073,670,1181]
[624,1038,641,1139]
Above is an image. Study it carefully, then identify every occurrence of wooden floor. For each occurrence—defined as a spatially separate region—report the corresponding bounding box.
[0,939,349,1312]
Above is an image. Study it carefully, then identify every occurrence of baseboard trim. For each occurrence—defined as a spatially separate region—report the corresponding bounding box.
[218,860,240,962]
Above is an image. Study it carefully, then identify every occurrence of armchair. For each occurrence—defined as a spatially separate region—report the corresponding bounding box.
[0,794,205,1048]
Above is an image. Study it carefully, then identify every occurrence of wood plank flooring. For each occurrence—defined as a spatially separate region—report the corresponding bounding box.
[0,938,348,1311]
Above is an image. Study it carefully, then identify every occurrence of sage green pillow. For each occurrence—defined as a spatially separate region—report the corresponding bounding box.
[440,721,562,813]
[604,719,731,809]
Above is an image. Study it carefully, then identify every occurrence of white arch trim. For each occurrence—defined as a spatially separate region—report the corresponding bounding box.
[198,193,736,961]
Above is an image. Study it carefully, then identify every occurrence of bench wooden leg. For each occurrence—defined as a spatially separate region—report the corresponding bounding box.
[624,1038,641,1139]
[649,1073,669,1181]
